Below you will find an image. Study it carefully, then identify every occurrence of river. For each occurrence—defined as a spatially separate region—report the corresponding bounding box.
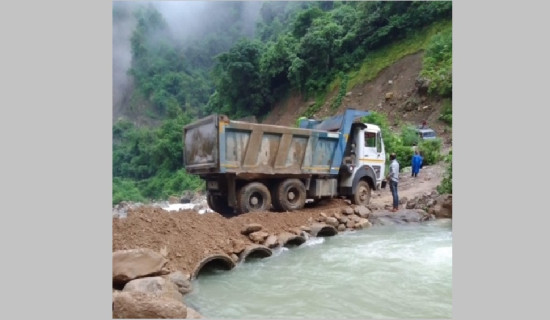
[184,218,452,319]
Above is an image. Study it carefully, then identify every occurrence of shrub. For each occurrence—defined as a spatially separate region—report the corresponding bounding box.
[112,177,146,205]
[439,98,452,125]
[400,125,420,146]
[437,149,452,194]
[418,139,442,165]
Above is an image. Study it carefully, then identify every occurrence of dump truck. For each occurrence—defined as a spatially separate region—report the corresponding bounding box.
[183,108,386,215]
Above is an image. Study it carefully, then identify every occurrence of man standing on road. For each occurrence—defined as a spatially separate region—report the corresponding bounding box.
[387,153,400,212]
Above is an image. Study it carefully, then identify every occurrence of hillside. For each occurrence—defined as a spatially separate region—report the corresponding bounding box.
[263,50,451,150]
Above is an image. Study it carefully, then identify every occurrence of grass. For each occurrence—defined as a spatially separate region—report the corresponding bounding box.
[347,20,452,90]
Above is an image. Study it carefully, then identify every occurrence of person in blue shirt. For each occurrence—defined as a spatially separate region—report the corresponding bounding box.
[411,150,423,177]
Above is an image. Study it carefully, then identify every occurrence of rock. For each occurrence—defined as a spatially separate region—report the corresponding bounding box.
[325,217,339,227]
[113,249,169,285]
[342,207,354,215]
[406,200,416,209]
[230,239,247,254]
[123,276,183,302]
[264,235,279,248]
[388,80,393,85]
[337,224,346,232]
[337,215,349,224]
[240,223,263,235]
[355,218,372,230]
[432,194,452,216]
[346,220,355,228]
[186,307,203,319]
[385,92,394,100]
[168,196,179,204]
[415,77,430,95]
[230,254,239,263]
[354,205,371,218]
[249,231,269,243]
[113,291,187,319]
[166,271,192,295]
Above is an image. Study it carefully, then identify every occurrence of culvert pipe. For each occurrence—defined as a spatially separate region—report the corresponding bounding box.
[278,232,306,247]
[191,253,236,280]
[238,244,272,262]
[310,223,338,237]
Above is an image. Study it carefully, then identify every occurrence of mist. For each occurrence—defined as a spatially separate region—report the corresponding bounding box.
[112,1,264,119]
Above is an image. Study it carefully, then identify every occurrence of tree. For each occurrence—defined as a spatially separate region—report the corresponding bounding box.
[209,39,272,118]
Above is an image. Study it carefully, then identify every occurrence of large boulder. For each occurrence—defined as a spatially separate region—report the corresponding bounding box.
[166,271,192,295]
[123,276,183,302]
[113,291,187,319]
[113,249,169,285]
[433,194,452,218]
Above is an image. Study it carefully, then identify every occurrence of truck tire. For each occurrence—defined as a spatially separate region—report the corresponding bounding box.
[353,180,371,206]
[207,193,235,217]
[274,179,306,212]
[237,182,272,213]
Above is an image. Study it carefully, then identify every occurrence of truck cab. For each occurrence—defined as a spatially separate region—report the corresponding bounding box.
[339,123,386,197]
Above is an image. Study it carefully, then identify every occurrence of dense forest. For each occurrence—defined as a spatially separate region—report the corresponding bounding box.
[112,1,452,205]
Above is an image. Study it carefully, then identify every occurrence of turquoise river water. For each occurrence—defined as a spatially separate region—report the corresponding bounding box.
[184,218,452,319]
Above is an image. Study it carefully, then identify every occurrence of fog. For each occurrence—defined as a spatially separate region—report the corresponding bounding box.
[112,1,264,116]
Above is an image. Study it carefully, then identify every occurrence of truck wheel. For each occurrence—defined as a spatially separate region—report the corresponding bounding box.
[274,179,306,212]
[353,180,371,206]
[237,182,272,213]
[207,194,235,217]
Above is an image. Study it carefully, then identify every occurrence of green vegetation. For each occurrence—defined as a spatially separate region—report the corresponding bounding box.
[439,98,452,125]
[437,150,453,194]
[420,28,452,97]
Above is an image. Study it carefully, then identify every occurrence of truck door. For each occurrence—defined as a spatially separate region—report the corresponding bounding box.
[361,130,385,180]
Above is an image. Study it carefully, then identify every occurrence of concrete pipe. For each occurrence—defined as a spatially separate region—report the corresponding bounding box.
[310,223,338,237]
[191,253,236,279]
[278,232,306,247]
[238,244,272,262]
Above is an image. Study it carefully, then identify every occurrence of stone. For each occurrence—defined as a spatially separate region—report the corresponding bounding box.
[249,231,269,243]
[342,207,354,215]
[264,235,279,248]
[166,271,192,295]
[325,217,339,227]
[354,205,371,218]
[113,249,168,285]
[113,291,187,319]
[230,239,247,254]
[240,223,263,235]
[123,276,183,302]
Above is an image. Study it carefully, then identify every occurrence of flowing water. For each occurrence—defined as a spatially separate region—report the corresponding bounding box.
[185,219,452,319]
